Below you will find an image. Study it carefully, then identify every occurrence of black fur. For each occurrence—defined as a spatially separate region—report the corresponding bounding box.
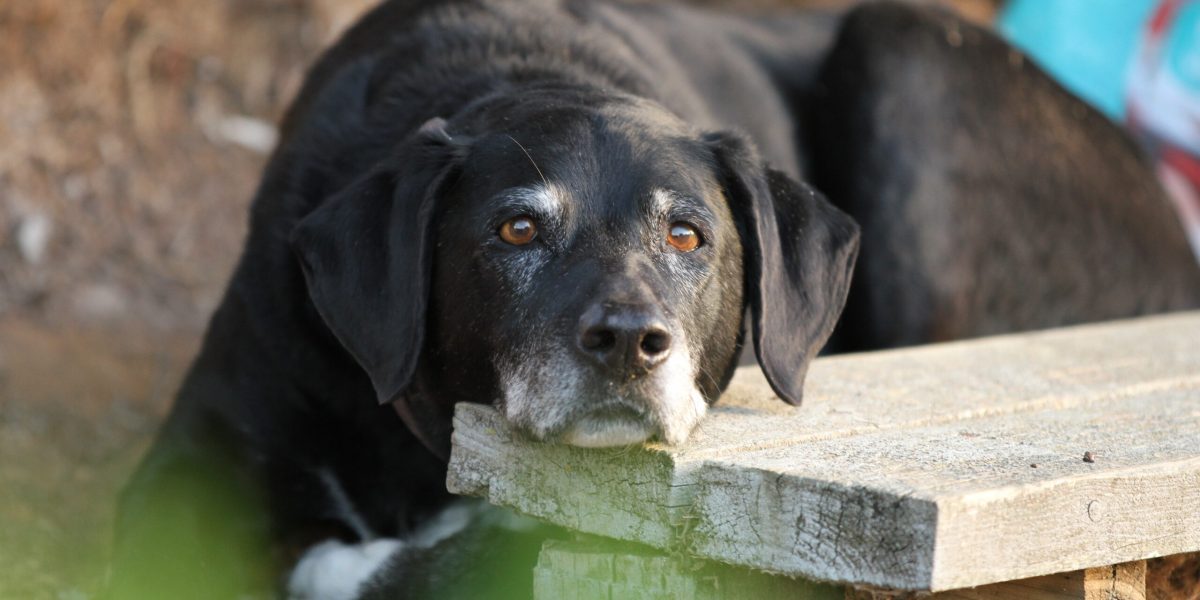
[808,3,1200,350]
[108,1,1200,598]
[706,131,859,404]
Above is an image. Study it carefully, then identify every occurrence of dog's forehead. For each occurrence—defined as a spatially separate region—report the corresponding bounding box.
[475,183,712,228]
[454,105,718,216]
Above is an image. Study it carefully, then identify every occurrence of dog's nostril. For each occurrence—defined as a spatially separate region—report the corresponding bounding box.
[581,328,616,351]
[576,303,672,376]
[639,330,671,357]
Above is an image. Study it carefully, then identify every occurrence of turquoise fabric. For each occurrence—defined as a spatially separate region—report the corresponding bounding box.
[999,0,1158,120]
[1165,2,1200,90]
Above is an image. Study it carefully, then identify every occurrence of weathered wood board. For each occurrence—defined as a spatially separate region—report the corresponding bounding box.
[851,562,1147,600]
[447,312,1200,592]
[530,540,1146,600]
[532,538,842,600]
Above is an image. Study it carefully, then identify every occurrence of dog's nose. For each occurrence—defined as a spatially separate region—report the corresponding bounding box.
[576,303,672,378]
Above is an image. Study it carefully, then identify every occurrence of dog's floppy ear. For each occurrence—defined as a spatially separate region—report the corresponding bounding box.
[291,118,464,406]
[705,131,860,405]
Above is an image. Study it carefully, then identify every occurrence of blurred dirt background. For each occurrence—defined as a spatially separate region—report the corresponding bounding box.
[37,1,1200,599]
[0,1,372,596]
[0,0,378,333]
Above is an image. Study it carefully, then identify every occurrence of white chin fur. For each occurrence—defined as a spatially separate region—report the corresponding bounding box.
[562,415,655,447]
[501,332,708,447]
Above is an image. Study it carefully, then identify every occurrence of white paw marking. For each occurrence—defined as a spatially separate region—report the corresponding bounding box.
[286,538,402,600]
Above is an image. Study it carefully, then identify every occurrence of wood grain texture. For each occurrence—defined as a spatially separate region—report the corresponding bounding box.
[535,542,1145,600]
[532,538,841,600]
[448,312,1200,592]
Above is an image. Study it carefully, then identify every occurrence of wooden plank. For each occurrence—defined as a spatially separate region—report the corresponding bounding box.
[534,541,1146,600]
[1083,562,1146,600]
[449,414,680,547]
[691,390,1200,590]
[448,312,1200,591]
[919,561,1146,600]
[532,538,841,600]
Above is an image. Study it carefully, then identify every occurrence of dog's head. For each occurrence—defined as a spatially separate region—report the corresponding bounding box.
[291,93,858,453]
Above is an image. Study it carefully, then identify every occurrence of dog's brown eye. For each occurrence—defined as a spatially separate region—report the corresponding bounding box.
[499,216,537,245]
[666,222,701,252]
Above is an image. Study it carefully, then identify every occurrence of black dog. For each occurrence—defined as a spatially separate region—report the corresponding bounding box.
[109,1,1200,598]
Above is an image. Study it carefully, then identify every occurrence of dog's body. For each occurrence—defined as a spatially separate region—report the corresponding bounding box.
[110,1,1200,598]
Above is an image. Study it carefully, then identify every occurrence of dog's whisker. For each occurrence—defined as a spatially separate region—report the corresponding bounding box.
[507,134,549,189]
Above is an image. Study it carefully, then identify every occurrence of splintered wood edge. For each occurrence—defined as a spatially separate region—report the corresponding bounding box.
[689,463,939,590]
[447,402,682,548]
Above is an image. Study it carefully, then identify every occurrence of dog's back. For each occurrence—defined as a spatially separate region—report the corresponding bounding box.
[805,4,1200,351]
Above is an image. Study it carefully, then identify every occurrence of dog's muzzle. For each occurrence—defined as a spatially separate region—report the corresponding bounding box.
[499,299,706,448]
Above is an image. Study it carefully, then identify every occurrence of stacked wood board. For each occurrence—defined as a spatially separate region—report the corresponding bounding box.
[448,312,1200,594]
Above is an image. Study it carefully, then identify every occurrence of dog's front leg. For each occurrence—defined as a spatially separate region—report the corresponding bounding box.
[285,499,481,599]
[288,500,557,600]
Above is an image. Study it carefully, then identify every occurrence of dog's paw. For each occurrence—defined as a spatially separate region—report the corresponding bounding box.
[286,538,402,600]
